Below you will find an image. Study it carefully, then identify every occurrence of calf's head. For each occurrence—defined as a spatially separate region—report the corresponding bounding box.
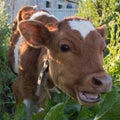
[18,17,112,105]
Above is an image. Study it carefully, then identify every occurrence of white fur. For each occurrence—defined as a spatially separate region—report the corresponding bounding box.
[14,36,22,73]
[23,99,32,120]
[13,11,58,74]
[37,107,44,112]
[33,5,40,10]
[23,99,31,107]
[30,11,59,21]
[68,20,95,38]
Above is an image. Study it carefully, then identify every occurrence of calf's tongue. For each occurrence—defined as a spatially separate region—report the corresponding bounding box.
[78,91,100,103]
[84,92,99,99]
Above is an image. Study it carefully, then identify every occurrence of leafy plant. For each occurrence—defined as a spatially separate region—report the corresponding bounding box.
[0,0,120,120]
[0,1,16,119]
[104,15,120,80]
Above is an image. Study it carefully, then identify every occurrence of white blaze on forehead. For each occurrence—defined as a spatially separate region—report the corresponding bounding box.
[68,20,95,38]
[30,11,59,21]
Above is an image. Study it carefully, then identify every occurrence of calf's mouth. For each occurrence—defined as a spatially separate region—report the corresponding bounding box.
[73,75,112,104]
[75,90,101,104]
[76,91,100,103]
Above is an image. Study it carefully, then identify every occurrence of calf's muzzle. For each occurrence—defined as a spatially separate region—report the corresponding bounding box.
[75,73,112,105]
[91,75,112,92]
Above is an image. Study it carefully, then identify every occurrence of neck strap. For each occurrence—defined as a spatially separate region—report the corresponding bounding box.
[35,58,49,96]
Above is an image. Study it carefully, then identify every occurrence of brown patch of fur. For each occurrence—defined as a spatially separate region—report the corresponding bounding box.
[8,6,59,108]
[8,6,40,73]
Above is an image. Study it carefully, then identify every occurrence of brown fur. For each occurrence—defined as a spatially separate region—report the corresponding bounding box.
[9,6,112,119]
[8,6,41,74]
[18,17,112,105]
[8,6,58,109]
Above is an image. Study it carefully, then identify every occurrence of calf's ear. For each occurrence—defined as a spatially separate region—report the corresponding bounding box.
[16,6,34,22]
[12,6,29,32]
[19,20,50,48]
[96,25,106,39]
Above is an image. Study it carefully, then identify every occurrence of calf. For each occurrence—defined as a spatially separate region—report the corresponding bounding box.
[8,6,59,119]
[8,5,49,74]
[9,6,112,120]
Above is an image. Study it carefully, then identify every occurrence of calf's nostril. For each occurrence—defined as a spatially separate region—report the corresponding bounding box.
[92,77,103,86]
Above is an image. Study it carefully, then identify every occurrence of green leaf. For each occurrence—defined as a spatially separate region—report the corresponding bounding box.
[3,112,12,120]
[94,88,120,120]
[64,98,81,114]
[0,84,3,94]
[31,111,46,120]
[64,97,81,120]
[44,103,65,120]
[14,103,26,120]
[77,106,94,120]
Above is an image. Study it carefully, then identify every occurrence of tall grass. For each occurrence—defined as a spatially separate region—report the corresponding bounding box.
[0,1,16,119]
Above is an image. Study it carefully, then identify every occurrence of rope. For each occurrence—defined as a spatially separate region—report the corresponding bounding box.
[35,58,49,97]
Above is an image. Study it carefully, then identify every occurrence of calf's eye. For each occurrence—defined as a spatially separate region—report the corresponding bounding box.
[60,44,70,52]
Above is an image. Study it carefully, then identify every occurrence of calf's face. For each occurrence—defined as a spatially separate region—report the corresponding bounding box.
[19,17,112,105]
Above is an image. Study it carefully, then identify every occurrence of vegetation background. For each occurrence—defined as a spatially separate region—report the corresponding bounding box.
[0,0,120,120]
